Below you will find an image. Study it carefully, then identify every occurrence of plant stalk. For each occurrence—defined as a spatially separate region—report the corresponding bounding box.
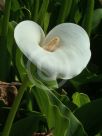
[1,76,29,136]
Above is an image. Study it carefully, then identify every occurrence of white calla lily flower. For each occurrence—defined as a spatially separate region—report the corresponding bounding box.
[14,20,91,80]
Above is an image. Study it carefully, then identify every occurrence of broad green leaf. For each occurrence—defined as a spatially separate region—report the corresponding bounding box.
[72,92,90,107]
[96,133,102,136]
[32,86,87,136]
[92,9,102,30]
[11,0,20,12]
[10,112,47,136]
[53,90,77,111]
[69,69,98,89]
[15,48,27,81]
[74,98,102,136]
[7,21,17,57]
[40,79,58,90]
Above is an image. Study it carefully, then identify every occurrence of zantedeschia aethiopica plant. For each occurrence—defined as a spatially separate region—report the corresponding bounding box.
[14,20,91,80]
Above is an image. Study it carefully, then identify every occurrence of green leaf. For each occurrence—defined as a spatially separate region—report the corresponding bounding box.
[0,101,6,107]
[32,86,87,136]
[57,0,72,23]
[7,21,17,57]
[92,9,102,30]
[0,0,11,80]
[38,0,49,27]
[72,92,90,107]
[74,98,102,136]
[0,17,3,35]
[10,112,47,136]
[11,0,20,12]
[52,90,77,111]
[0,107,10,129]
[41,79,58,90]
[15,48,27,81]
[31,0,39,21]
[69,69,98,89]
[69,0,80,22]
[43,12,51,33]
[74,9,82,23]
[0,35,11,80]
[82,0,94,35]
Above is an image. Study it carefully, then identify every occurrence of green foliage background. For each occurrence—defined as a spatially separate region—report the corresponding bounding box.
[0,0,102,136]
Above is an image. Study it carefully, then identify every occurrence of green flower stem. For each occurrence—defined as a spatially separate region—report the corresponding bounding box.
[57,0,72,24]
[1,76,29,136]
[82,0,94,36]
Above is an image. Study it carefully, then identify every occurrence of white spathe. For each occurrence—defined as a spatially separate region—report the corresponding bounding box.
[14,20,91,80]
